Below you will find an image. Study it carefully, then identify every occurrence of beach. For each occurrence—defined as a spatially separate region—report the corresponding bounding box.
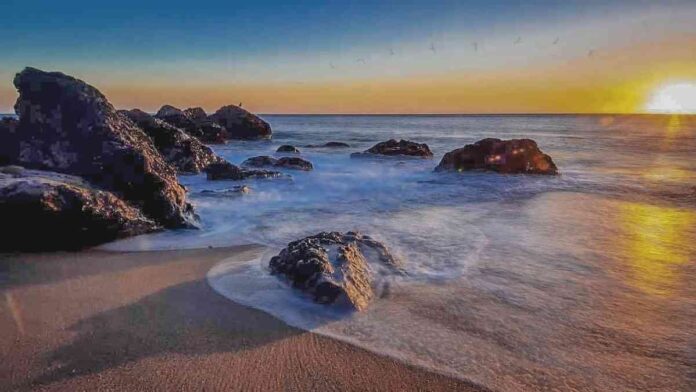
[0,246,484,391]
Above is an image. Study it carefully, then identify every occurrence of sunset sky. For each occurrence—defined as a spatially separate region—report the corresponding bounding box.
[1,0,695,114]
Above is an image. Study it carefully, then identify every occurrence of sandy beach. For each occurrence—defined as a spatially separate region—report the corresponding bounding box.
[0,246,485,391]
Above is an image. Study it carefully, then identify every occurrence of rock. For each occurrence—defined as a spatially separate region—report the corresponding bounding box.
[205,161,281,181]
[119,109,224,174]
[208,105,272,140]
[276,145,300,153]
[304,141,350,148]
[0,117,18,164]
[276,157,313,171]
[156,105,229,144]
[351,139,433,158]
[8,67,195,228]
[269,231,400,310]
[242,155,313,171]
[435,138,558,175]
[0,166,158,251]
[198,185,250,197]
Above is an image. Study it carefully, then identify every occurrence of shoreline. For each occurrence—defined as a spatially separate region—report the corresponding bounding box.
[0,246,486,391]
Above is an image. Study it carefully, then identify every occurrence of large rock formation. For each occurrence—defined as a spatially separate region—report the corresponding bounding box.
[156,105,228,144]
[208,105,272,140]
[5,67,195,227]
[0,166,158,251]
[119,109,224,174]
[351,139,433,158]
[242,155,314,171]
[435,138,558,175]
[204,161,282,181]
[269,232,400,310]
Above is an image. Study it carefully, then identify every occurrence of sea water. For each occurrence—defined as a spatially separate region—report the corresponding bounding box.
[105,114,695,391]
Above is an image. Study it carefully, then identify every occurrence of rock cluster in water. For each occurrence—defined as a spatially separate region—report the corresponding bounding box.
[351,139,433,158]
[242,156,314,171]
[269,231,400,310]
[0,166,158,251]
[435,138,559,175]
[205,161,282,181]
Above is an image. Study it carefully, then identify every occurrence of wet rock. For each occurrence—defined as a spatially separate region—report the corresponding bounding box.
[119,109,224,174]
[435,138,558,175]
[351,139,433,158]
[205,161,281,181]
[276,157,313,171]
[9,67,195,228]
[0,166,158,251]
[208,105,272,140]
[198,185,250,197]
[304,141,350,148]
[276,145,300,153]
[242,155,313,171]
[183,107,208,122]
[0,117,18,164]
[156,105,228,144]
[269,231,401,310]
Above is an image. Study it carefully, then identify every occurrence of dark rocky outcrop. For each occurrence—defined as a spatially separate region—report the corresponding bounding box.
[208,105,272,140]
[156,105,228,144]
[276,145,300,153]
[205,161,281,181]
[351,139,433,158]
[0,166,158,251]
[183,107,208,122]
[6,67,195,228]
[435,138,558,175]
[119,109,224,174]
[269,231,400,310]
[242,155,313,171]
[304,141,350,148]
[0,117,18,164]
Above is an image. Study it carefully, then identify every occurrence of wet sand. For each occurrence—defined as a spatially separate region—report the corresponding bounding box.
[0,246,485,391]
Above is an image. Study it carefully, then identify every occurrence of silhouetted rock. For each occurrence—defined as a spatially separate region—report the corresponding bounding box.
[205,161,281,181]
[304,141,350,148]
[242,155,313,171]
[156,105,228,144]
[119,109,224,174]
[435,138,558,175]
[8,67,195,228]
[0,166,158,251]
[0,117,18,165]
[269,231,401,310]
[351,139,433,158]
[277,145,300,153]
[183,107,207,122]
[208,105,272,140]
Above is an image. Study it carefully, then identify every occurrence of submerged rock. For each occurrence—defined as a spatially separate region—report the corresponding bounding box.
[351,139,433,158]
[0,166,158,251]
[435,138,558,175]
[276,145,300,153]
[269,231,400,310]
[208,105,272,140]
[305,141,350,148]
[119,109,224,174]
[205,161,281,181]
[242,155,313,171]
[8,67,195,228]
[198,185,250,197]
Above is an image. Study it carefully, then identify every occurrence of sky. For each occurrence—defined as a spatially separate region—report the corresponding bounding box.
[1,0,695,114]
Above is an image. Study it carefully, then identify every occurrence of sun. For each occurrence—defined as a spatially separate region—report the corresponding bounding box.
[645,82,696,114]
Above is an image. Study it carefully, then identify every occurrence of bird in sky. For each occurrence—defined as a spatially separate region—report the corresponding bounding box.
[514,36,522,45]
[472,42,478,52]
[553,37,559,45]
[329,62,336,69]
[389,48,395,56]
[356,58,366,64]
[430,42,436,53]
[587,49,594,57]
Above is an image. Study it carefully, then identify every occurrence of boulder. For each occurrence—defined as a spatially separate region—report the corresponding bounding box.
[156,105,228,144]
[276,145,300,153]
[205,161,281,181]
[0,166,158,251]
[119,109,224,174]
[7,67,195,228]
[304,141,350,148]
[208,105,272,140]
[435,138,558,175]
[0,117,18,164]
[269,231,400,310]
[351,139,433,158]
[242,155,313,171]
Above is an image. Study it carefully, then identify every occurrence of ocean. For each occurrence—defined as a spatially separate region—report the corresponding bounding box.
[57,114,696,390]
